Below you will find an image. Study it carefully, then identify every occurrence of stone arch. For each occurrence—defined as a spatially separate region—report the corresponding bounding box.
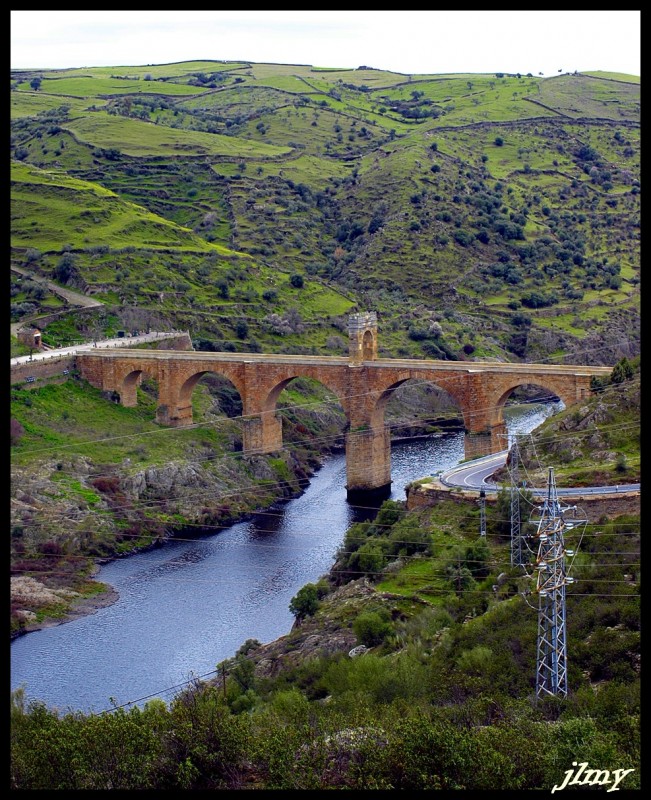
[177,369,246,415]
[371,375,466,431]
[348,312,378,364]
[362,330,375,361]
[491,381,564,428]
[261,373,348,415]
[115,366,157,407]
[244,372,348,456]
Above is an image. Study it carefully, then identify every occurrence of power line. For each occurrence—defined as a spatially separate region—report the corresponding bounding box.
[13,367,637,457]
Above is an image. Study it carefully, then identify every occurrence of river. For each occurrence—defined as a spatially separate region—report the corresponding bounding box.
[10,401,561,714]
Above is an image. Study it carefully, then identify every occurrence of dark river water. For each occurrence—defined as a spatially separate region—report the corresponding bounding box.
[10,402,560,714]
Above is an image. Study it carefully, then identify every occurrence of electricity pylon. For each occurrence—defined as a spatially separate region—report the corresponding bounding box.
[531,467,580,699]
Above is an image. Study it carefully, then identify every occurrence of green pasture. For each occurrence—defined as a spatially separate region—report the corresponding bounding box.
[211,153,347,184]
[246,63,408,88]
[469,131,576,180]
[15,77,210,98]
[251,75,320,93]
[233,103,391,158]
[11,160,115,195]
[582,70,640,83]
[10,379,236,470]
[20,61,249,81]
[11,162,237,253]
[535,74,639,121]
[581,287,632,305]
[178,85,292,114]
[63,112,292,158]
[619,263,638,281]
[10,92,88,119]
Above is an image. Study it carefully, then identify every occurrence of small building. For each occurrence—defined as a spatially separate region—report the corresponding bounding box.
[17,326,42,350]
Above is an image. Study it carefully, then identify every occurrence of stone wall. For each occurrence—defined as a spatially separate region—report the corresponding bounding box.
[406,481,639,521]
[10,355,76,386]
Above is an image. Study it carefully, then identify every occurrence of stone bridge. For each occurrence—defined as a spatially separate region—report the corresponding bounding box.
[76,313,612,499]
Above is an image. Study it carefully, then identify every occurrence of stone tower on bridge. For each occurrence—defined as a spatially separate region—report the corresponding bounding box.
[348,312,378,365]
[74,312,611,500]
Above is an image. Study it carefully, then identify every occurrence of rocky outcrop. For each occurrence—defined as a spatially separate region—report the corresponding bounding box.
[227,579,378,681]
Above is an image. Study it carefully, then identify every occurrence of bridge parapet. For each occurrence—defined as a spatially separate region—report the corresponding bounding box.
[74,346,612,499]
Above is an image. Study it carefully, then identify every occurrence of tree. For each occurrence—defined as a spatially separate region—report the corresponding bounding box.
[29,77,41,91]
[610,357,634,384]
[353,610,392,647]
[494,136,504,147]
[289,274,304,288]
[289,583,319,621]
[54,253,78,284]
[590,375,607,394]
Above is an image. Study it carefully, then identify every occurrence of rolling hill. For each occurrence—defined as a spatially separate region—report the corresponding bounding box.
[10,61,639,364]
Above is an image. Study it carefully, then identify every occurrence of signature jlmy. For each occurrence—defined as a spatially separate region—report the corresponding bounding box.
[552,761,635,793]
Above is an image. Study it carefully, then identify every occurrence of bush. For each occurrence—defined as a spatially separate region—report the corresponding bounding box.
[289,584,320,620]
[10,418,25,446]
[353,610,392,647]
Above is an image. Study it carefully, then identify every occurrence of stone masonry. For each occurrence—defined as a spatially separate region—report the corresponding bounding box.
[76,315,612,497]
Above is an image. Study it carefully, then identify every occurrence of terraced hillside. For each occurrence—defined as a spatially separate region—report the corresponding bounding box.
[11,62,639,364]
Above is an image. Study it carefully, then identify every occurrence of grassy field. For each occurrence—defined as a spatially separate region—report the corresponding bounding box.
[10,60,639,361]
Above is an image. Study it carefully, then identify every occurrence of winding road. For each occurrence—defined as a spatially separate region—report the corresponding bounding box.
[438,450,640,497]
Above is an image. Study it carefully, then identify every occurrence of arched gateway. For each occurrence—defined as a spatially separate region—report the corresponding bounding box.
[76,313,611,499]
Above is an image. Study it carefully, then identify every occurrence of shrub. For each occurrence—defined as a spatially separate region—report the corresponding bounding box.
[353,610,392,647]
[10,418,25,446]
[289,584,320,620]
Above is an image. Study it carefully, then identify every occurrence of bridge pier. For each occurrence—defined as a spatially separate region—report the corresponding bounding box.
[117,372,142,407]
[242,413,283,454]
[464,421,508,459]
[345,426,392,501]
[155,402,193,427]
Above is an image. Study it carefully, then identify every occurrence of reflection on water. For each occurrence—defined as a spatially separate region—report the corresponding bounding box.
[11,402,559,714]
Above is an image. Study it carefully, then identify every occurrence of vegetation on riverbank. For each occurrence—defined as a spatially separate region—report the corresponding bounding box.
[9,365,640,788]
[11,488,639,789]
[10,57,639,788]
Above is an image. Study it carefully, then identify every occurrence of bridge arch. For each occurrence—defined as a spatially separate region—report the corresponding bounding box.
[176,369,246,414]
[260,373,347,415]
[242,373,348,455]
[373,376,465,432]
[162,368,248,427]
[114,366,158,407]
[491,381,564,428]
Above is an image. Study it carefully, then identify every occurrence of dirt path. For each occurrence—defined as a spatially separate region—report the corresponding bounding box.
[11,265,103,336]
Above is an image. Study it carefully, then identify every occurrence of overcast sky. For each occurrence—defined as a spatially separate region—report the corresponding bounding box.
[11,10,640,77]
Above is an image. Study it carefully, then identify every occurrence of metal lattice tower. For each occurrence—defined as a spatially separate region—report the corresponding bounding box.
[479,489,486,537]
[532,467,577,699]
[510,438,526,566]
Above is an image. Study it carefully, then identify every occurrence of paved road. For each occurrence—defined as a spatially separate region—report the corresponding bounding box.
[438,450,639,497]
[11,332,182,365]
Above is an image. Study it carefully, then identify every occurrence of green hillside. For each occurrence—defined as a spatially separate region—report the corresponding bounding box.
[10,61,639,362]
[9,60,640,790]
